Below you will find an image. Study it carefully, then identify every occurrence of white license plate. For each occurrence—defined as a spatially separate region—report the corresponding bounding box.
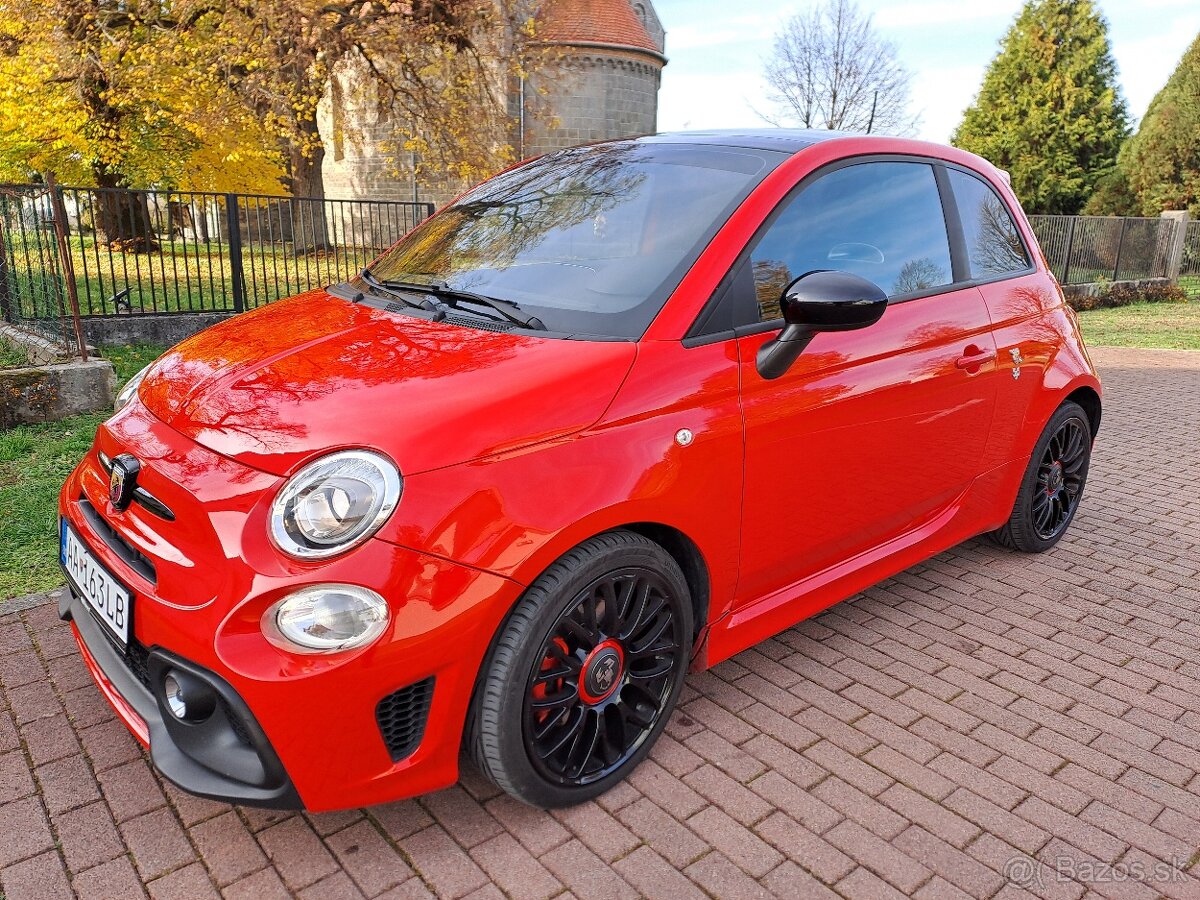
[61,521,132,648]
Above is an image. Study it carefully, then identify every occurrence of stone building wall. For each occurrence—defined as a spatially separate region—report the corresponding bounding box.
[318,1,666,206]
[524,51,663,156]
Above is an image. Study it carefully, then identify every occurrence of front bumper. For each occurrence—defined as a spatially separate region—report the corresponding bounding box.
[60,588,302,808]
[59,402,524,811]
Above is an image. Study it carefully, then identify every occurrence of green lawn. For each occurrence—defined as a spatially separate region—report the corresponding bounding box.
[0,344,162,600]
[1077,301,1200,350]
[0,336,27,367]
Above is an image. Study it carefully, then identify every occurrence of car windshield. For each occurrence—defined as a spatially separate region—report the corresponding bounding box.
[359,142,782,338]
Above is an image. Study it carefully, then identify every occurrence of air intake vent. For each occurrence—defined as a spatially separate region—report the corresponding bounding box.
[443,314,514,333]
[376,677,434,762]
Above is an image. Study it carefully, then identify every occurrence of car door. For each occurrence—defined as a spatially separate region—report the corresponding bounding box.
[732,159,1001,609]
[942,166,1060,472]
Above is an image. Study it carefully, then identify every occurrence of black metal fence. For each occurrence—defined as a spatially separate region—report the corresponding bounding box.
[2,181,1196,356]
[0,184,434,336]
[1027,214,1180,286]
[1181,220,1200,298]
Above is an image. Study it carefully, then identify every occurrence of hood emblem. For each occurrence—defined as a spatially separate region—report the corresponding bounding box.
[109,454,141,512]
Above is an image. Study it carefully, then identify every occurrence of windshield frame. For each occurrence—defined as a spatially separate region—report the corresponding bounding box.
[350,141,789,341]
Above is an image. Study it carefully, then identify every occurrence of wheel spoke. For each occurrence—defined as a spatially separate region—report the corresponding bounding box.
[617,697,655,730]
[630,613,673,655]
[536,706,585,758]
[531,686,579,710]
[565,710,601,779]
[626,596,666,643]
[627,655,675,680]
[533,665,573,686]
[598,579,619,634]
[619,582,653,641]
[628,639,678,661]
[558,616,595,648]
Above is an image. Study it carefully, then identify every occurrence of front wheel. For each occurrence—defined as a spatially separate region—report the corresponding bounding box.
[990,400,1092,553]
[469,531,692,808]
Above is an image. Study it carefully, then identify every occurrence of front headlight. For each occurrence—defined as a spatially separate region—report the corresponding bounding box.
[263,584,390,653]
[270,450,401,559]
[114,364,152,412]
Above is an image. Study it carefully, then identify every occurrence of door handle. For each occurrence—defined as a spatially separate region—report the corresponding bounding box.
[955,347,997,369]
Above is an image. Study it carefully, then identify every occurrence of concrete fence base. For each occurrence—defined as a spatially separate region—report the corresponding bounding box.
[82,311,235,348]
[1060,277,1173,299]
[0,359,116,428]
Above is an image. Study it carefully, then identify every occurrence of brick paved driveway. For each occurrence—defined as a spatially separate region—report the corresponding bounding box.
[3,346,1199,900]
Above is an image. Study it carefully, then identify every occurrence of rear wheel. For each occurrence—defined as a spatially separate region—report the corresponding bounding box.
[990,401,1092,553]
[469,531,692,808]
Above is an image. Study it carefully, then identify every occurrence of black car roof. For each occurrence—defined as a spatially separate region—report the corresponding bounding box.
[636,129,851,154]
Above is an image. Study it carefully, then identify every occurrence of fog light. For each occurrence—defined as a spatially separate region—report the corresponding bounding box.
[161,669,216,723]
[262,584,390,654]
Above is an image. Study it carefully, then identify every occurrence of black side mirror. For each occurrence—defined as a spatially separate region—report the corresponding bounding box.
[756,270,888,380]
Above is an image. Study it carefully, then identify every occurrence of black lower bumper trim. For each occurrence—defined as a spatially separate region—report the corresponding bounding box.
[60,589,303,809]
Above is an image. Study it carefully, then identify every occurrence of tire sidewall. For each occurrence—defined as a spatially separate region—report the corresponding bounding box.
[476,533,693,808]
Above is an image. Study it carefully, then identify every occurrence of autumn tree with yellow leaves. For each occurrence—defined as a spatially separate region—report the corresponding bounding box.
[0,0,543,248]
[0,0,287,247]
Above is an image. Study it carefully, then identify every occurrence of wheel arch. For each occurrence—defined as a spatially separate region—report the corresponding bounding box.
[621,522,711,643]
[1065,385,1102,438]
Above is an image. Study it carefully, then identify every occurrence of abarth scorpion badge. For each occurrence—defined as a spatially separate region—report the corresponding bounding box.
[109,454,141,511]
[1010,347,1025,380]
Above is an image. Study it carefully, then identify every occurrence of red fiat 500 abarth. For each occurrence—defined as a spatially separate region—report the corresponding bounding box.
[59,130,1100,810]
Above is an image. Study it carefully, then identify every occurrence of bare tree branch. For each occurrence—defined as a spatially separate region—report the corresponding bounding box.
[762,0,918,136]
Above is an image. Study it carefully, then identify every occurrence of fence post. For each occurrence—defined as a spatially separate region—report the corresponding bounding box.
[1112,218,1129,282]
[225,193,246,313]
[45,174,89,361]
[1062,217,1077,284]
[1160,210,1190,283]
[0,201,12,323]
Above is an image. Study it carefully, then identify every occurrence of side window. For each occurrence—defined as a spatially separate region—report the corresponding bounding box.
[750,162,953,321]
[948,168,1030,279]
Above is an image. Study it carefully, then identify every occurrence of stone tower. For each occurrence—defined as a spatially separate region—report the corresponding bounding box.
[523,0,667,157]
[319,0,666,206]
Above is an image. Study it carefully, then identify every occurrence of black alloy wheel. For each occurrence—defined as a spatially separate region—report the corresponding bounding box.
[469,530,692,808]
[991,400,1093,553]
[524,566,682,787]
[1031,418,1089,540]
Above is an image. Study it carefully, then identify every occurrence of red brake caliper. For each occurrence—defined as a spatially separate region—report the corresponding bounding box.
[533,637,570,724]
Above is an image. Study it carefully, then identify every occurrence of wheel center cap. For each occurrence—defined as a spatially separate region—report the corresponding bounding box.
[1047,461,1064,495]
[580,641,624,704]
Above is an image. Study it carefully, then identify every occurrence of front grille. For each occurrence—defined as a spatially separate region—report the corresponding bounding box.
[376,677,434,762]
[125,638,152,690]
[78,497,157,584]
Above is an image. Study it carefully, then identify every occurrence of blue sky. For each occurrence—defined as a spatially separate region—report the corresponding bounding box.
[651,0,1200,142]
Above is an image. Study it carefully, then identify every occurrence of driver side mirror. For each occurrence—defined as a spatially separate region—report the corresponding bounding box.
[756,270,888,380]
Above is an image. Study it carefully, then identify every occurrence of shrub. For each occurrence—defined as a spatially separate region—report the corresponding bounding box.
[1068,281,1189,311]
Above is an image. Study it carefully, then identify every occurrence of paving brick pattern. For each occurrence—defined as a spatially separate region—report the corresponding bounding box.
[2,347,1199,899]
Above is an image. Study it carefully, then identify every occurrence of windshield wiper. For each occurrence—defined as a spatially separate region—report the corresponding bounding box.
[362,274,546,331]
[359,268,440,313]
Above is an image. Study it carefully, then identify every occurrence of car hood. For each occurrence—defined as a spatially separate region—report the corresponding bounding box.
[137,290,637,476]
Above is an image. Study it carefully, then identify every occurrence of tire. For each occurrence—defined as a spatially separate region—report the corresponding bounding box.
[990,400,1092,553]
[469,530,693,808]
